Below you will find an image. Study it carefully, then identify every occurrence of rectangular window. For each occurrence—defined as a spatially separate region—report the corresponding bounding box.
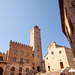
[11,67,15,71]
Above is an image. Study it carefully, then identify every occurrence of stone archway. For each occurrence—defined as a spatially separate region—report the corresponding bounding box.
[0,67,3,75]
[37,66,40,72]
[48,66,50,71]
[60,62,64,69]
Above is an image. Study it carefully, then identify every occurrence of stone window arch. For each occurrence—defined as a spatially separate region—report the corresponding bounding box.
[21,51,24,55]
[14,50,17,54]
[11,67,15,71]
[26,59,29,63]
[32,54,34,58]
[27,52,29,56]
[0,67,3,75]
[19,67,22,72]
[32,67,35,70]
[20,58,23,63]
[26,68,29,72]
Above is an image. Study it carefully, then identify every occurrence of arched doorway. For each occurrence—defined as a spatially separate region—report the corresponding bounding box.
[48,66,50,71]
[37,66,40,72]
[60,62,64,69]
[0,67,3,75]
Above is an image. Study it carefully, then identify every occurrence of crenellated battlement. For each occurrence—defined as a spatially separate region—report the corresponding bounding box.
[34,25,39,28]
[30,25,40,32]
[10,40,33,48]
[0,52,6,55]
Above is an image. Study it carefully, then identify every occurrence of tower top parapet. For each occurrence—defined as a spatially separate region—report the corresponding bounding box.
[34,25,39,28]
[10,40,32,48]
[31,25,40,32]
[0,52,6,55]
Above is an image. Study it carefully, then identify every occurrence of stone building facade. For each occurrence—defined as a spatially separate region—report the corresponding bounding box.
[59,0,75,59]
[45,42,75,72]
[0,25,43,75]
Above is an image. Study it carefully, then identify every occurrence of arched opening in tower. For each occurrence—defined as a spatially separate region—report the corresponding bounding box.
[48,66,50,71]
[37,66,40,72]
[60,62,64,69]
[0,67,3,75]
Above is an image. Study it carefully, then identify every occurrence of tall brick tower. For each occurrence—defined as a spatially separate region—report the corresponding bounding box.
[30,25,42,72]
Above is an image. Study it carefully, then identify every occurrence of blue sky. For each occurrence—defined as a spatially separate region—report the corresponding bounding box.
[0,0,70,59]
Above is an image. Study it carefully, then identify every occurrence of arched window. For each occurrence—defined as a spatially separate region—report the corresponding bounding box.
[26,68,29,72]
[32,54,34,58]
[48,66,50,71]
[11,67,15,71]
[19,67,22,72]
[20,58,23,63]
[37,45,39,47]
[27,52,29,56]
[37,49,39,52]
[0,57,3,61]
[60,62,64,69]
[32,67,35,70]
[0,67,3,75]
[37,31,38,33]
[26,59,29,63]
[21,51,24,55]
[14,50,17,54]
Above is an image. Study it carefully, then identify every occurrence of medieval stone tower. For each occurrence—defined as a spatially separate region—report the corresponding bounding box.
[30,25,42,72]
